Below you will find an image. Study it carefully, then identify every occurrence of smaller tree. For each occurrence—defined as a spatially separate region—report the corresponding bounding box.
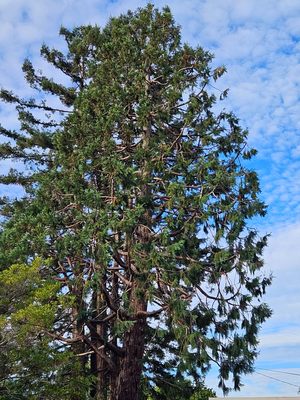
[142,379,215,400]
[0,260,90,400]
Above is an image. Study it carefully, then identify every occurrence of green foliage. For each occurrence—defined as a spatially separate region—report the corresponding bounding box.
[0,3,271,398]
[0,260,90,399]
[141,379,216,400]
[190,386,216,400]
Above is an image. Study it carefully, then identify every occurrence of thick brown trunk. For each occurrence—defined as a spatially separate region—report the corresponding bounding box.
[112,102,151,399]
[113,296,147,400]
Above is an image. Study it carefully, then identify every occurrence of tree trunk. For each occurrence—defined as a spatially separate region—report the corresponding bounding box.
[112,102,151,400]
[112,296,147,400]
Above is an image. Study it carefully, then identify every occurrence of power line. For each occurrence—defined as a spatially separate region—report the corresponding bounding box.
[255,371,300,388]
[257,367,300,377]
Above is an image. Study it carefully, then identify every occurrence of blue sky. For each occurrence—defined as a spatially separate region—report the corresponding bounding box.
[1,0,300,396]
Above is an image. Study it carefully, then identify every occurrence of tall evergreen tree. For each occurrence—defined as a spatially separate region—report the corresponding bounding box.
[0,5,272,400]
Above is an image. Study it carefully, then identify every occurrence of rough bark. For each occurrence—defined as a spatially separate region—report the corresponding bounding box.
[113,296,147,400]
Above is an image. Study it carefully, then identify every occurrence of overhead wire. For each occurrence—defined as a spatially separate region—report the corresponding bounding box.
[254,371,300,388]
[256,367,300,377]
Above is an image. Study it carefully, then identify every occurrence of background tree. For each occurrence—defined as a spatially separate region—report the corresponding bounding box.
[0,260,90,400]
[0,4,272,400]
